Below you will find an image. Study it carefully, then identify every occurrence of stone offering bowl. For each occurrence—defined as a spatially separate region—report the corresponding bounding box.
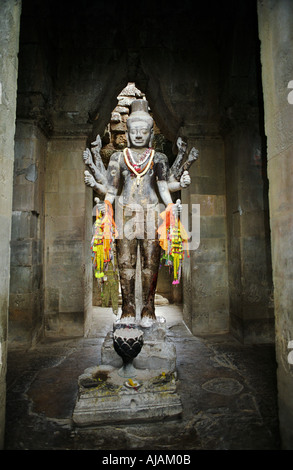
[113,324,143,378]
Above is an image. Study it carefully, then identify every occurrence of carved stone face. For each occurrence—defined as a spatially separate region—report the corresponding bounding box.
[127,120,153,148]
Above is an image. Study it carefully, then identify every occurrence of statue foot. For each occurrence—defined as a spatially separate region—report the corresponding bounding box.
[120,312,135,318]
[140,316,155,328]
[141,306,156,321]
[139,306,156,327]
[120,306,136,323]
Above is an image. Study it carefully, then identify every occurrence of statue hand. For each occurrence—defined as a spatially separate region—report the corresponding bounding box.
[180,170,191,188]
[176,137,187,154]
[188,147,199,161]
[83,148,93,166]
[172,198,182,216]
[91,135,102,152]
[94,197,106,215]
[84,170,96,187]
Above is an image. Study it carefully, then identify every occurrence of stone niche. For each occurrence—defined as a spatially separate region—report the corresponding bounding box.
[8,0,274,346]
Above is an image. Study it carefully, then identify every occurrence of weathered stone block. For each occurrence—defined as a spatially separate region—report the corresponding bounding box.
[0,216,12,275]
[110,112,121,123]
[45,192,85,218]
[58,312,84,336]
[12,183,35,212]
[11,210,39,240]
[9,266,33,294]
[200,215,226,238]
[190,194,226,216]
[192,140,225,178]
[9,292,35,315]
[117,96,135,107]
[59,287,84,313]
[45,261,84,290]
[110,121,127,133]
[208,309,229,332]
[0,157,14,217]
[191,176,225,195]
[46,240,83,266]
[268,147,293,215]
[73,366,182,427]
[47,139,85,170]
[10,239,33,267]
[192,238,226,264]
[58,169,84,194]
[45,287,59,312]
[114,106,129,114]
[45,171,59,193]
[45,215,85,241]
[113,133,127,148]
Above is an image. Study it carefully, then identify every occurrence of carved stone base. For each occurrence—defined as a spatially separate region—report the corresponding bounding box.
[101,316,177,373]
[73,316,182,426]
[72,365,182,426]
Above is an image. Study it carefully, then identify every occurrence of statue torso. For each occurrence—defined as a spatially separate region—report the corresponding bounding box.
[115,150,168,207]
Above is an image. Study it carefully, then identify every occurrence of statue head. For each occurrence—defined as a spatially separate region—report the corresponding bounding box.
[126,99,154,148]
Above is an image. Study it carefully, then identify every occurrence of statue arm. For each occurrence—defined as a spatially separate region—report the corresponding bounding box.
[83,148,107,185]
[168,171,191,192]
[104,152,121,205]
[156,154,175,206]
[169,137,187,180]
[157,179,173,206]
[84,170,107,195]
[167,139,198,191]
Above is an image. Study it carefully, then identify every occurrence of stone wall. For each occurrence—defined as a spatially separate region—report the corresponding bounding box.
[258,0,293,449]
[219,3,274,344]
[44,137,88,337]
[224,121,274,343]
[182,134,229,335]
[9,121,46,348]
[0,0,21,449]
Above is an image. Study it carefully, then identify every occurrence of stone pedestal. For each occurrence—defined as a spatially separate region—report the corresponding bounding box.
[73,316,182,426]
[101,316,177,372]
[72,365,182,426]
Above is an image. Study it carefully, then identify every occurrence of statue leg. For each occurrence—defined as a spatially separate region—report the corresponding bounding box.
[116,237,137,319]
[140,238,161,320]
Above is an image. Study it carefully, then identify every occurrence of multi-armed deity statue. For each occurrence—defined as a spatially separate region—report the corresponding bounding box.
[83,99,198,325]
[73,99,199,424]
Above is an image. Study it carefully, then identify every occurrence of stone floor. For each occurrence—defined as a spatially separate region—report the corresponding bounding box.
[4,305,281,450]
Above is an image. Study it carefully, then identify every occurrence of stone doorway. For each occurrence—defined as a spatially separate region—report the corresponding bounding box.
[4,0,287,450]
[8,0,273,345]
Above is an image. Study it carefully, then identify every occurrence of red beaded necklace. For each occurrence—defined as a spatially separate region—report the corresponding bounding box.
[123,148,155,185]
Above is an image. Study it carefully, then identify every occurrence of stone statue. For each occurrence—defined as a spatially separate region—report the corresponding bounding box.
[83,99,198,324]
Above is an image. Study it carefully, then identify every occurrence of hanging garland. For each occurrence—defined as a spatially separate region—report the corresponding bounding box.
[123,148,155,186]
[158,203,189,285]
[91,200,118,280]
